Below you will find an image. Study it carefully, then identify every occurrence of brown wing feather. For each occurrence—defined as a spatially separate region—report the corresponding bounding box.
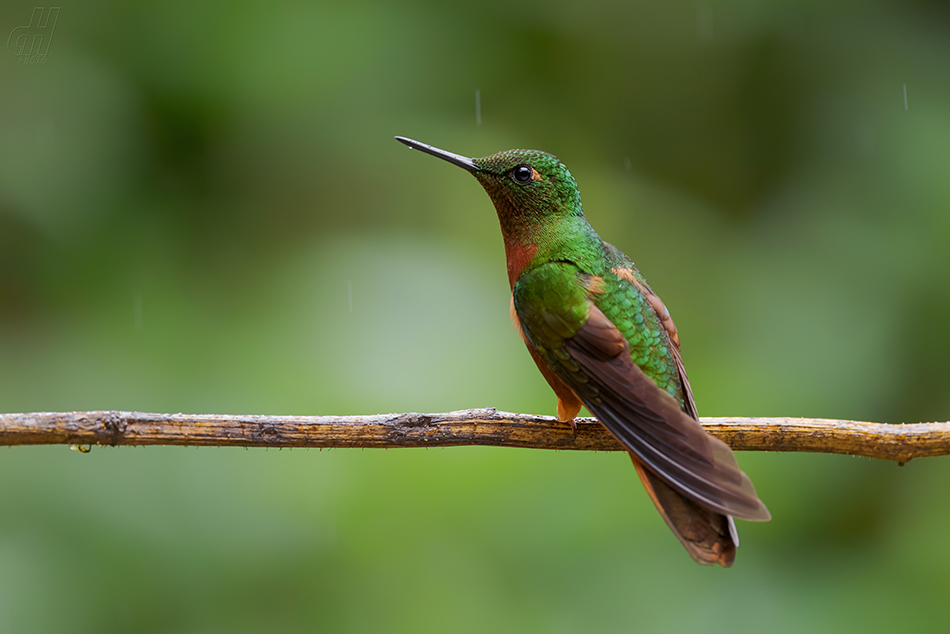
[562,304,770,521]
[638,292,742,560]
[670,344,698,420]
[637,279,699,420]
[631,456,736,566]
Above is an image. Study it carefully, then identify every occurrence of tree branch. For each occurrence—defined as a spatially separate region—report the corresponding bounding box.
[2,409,948,464]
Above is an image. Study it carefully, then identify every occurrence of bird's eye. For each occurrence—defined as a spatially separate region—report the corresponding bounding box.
[512,164,534,183]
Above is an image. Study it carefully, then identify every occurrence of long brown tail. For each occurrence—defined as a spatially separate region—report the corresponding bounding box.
[631,454,738,567]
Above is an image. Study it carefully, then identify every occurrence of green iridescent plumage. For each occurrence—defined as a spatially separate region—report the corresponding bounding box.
[513,258,681,406]
[469,148,683,404]
[396,136,769,567]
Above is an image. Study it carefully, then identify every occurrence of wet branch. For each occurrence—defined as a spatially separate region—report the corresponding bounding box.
[2,409,948,463]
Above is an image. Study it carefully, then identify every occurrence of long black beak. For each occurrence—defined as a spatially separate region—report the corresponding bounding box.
[395,136,479,173]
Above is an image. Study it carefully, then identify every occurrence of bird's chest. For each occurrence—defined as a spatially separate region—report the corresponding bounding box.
[503,240,538,289]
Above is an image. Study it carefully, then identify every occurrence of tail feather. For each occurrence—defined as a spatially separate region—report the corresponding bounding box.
[631,454,737,567]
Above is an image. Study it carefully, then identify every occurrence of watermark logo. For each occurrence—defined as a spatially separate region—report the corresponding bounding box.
[7,7,60,64]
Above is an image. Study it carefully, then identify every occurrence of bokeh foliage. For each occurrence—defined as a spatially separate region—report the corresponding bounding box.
[2,0,950,632]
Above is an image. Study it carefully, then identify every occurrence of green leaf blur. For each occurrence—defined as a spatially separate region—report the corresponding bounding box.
[2,0,949,632]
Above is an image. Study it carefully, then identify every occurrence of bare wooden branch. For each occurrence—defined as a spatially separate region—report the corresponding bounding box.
[2,409,948,463]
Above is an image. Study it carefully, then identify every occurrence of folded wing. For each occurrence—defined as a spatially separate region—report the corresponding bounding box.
[562,304,770,521]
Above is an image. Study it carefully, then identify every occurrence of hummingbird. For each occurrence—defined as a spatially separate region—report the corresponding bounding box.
[395,136,770,566]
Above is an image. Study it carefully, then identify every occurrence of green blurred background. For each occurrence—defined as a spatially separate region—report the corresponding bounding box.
[2,0,949,632]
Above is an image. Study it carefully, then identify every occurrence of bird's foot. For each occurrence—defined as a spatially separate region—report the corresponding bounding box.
[556,398,581,433]
[558,414,578,433]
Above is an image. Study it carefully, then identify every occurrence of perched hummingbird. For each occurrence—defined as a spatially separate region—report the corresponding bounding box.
[395,136,770,566]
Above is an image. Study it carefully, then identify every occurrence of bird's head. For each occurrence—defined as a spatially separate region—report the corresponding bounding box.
[395,137,584,238]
